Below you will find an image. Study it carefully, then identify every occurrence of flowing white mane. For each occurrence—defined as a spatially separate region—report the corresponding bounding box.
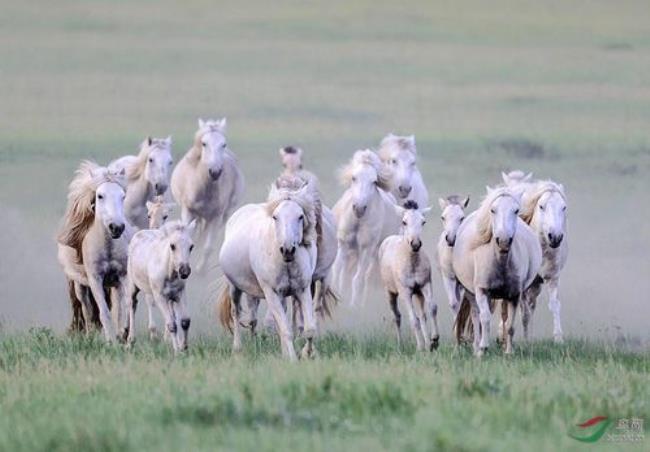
[57,161,126,260]
[520,180,566,224]
[472,186,520,248]
[377,133,416,161]
[266,176,318,247]
[338,149,393,190]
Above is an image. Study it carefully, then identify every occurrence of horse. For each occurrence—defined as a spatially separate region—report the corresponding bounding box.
[379,201,439,351]
[503,173,569,343]
[109,136,173,229]
[57,161,132,342]
[436,195,470,317]
[331,149,401,306]
[125,220,196,351]
[453,186,542,356]
[217,180,318,361]
[146,196,174,229]
[377,133,429,208]
[171,118,244,271]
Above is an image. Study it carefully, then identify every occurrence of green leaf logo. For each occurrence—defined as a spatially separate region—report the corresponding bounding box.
[568,416,612,443]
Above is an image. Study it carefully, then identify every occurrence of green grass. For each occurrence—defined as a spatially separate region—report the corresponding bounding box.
[0,330,648,451]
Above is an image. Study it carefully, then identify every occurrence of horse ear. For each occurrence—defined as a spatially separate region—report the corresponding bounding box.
[438,197,447,210]
[524,172,534,182]
[186,219,197,235]
[393,203,406,218]
[146,201,154,210]
[117,167,126,177]
[165,135,172,146]
[198,118,206,129]
[407,135,416,149]
[463,196,470,208]
[558,183,565,193]
[422,206,432,215]
[147,136,153,146]
[217,118,227,132]
[501,171,510,184]
[486,185,494,194]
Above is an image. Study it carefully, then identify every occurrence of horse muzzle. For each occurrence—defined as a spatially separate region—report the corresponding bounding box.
[398,185,412,198]
[410,240,422,252]
[495,236,513,253]
[352,204,367,219]
[154,183,168,196]
[445,233,456,247]
[178,264,191,280]
[280,245,296,262]
[548,233,564,248]
[208,168,222,180]
[108,222,125,239]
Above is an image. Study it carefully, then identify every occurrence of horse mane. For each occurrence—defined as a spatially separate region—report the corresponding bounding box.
[160,220,189,237]
[338,149,393,191]
[377,133,416,161]
[57,161,126,262]
[445,195,464,206]
[472,186,520,249]
[125,138,169,182]
[266,176,318,248]
[519,180,566,224]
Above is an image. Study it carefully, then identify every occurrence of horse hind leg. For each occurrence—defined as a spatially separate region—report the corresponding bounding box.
[505,299,518,355]
[388,292,402,348]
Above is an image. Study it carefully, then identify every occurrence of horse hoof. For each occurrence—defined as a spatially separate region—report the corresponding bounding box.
[430,335,440,351]
[554,335,564,344]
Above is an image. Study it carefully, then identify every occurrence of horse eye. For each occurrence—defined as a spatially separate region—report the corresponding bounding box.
[460,217,465,222]
[351,177,356,182]
[170,244,176,251]
[490,208,496,214]
[222,143,227,149]
[299,215,304,221]
[202,142,207,147]
[562,206,567,211]
[97,194,104,200]
[539,205,545,210]
[402,220,407,226]
[272,215,277,221]
[163,215,168,220]
[189,245,194,252]
[391,159,397,165]
[422,221,426,226]
[515,209,520,214]
[147,215,151,219]
[148,158,153,163]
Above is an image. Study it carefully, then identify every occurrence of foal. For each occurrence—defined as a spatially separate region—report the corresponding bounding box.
[436,195,469,316]
[379,201,439,351]
[126,220,196,351]
[146,196,174,229]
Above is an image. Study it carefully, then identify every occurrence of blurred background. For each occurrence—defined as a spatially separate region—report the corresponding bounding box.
[0,0,648,343]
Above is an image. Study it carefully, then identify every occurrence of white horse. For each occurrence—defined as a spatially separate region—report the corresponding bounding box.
[379,201,439,351]
[436,195,470,316]
[125,220,196,351]
[109,136,173,229]
[503,172,568,342]
[57,161,132,342]
[217,180,319,361]
[332,150,400,306]
[171,118,244,270]
[378,133,429,208]
[453,186,542,356]
[146,196,174,229]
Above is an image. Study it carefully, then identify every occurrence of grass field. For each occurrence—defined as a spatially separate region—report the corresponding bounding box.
[0,330,648,452]
[0,1,649,450]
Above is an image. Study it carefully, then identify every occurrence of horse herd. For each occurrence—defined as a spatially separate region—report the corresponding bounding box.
[56,118,568,360]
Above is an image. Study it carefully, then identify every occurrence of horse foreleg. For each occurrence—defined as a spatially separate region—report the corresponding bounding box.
[152,293,178,351]
[196,219,217,272]
[125,279,139,346]
[422,283,439,351]
[291,297,304,337]
[547,278,563,343]
[144,295,157,340]
[295,288,317,359]
[172,296,190,352]
[475,289,491,357]
[246,296,261,337]
[388,292,401,348]
[75,283,94,334]
[351,249,372,307]
[87,277,116,343]
[505,299,518,355]
[111,284,127,342]
[399,289,424,351]
[263,289,297,361]
[442,276,460,317]
[522,280,541,341]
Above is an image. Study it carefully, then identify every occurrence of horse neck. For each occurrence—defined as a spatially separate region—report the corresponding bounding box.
[128,174,152,204]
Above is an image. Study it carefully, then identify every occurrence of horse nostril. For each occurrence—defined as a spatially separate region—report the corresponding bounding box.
[508,237,513,245]
[548,233,553,241]
[289,246,296,255]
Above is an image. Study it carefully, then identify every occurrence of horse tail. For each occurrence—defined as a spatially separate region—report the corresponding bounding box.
[318,286,340,319]
[216,281,233,333]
